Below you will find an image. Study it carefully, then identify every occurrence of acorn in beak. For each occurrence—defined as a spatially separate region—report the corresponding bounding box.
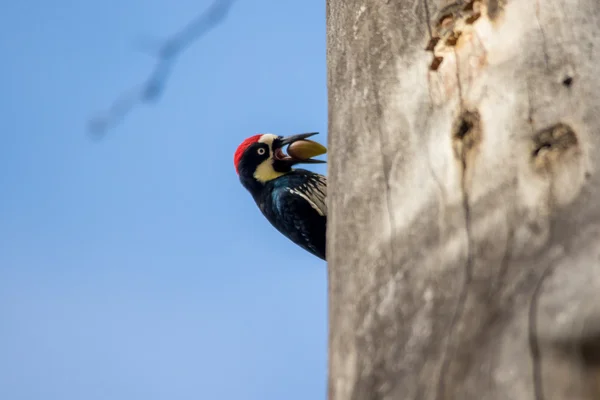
[273,132,327,167]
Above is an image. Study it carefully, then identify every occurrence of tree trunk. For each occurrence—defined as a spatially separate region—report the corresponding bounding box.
[326,1,600,399]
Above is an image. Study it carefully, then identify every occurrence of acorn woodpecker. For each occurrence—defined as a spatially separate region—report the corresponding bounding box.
[234,132,327,260]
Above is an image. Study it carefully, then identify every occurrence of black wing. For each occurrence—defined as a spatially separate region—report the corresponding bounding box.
[266,172,327,260]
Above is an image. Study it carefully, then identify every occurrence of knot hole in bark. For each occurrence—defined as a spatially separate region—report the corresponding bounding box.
[549,326,600,398]
[531,123,586,207]
[579,333,600,397]
[452,110,482,168]
[579,333,600,367]
[425,0,482,71]
[531,123,578,171]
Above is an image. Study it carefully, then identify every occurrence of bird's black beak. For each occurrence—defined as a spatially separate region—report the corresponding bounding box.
[272,132,327,168]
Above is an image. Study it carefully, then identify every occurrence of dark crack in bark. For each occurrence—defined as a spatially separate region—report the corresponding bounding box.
[528,262,555,400]
[524,80,546,400]
[534,0,550,69]
[423,0,433,38]
[376,119,397,272]
[435,46,476,400]
[454,47,465,108]
[435,250,472,400]
[492,212,514,296]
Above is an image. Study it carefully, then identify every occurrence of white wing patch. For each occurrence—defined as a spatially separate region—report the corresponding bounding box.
[289,174,327,216]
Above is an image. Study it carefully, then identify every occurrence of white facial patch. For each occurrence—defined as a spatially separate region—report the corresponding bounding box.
[254,133,284,183]
[258,133,278,146]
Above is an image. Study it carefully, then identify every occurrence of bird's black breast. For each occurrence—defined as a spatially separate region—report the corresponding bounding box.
[257,170,327,260]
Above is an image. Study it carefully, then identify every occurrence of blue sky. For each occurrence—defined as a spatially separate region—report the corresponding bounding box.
[0,1,328,399]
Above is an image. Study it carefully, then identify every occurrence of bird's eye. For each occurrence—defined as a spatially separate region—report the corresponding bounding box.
[257,148,266,155]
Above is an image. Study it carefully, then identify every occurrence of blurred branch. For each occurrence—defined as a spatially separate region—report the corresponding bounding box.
[88,0,237,138]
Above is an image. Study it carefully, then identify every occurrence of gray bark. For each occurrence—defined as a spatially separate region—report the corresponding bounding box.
[326,1,600,399]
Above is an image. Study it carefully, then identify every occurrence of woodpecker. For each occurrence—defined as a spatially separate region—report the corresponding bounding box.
[234,132,327,260]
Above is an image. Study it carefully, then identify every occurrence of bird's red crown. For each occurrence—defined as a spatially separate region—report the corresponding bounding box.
[234,134,263,174]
